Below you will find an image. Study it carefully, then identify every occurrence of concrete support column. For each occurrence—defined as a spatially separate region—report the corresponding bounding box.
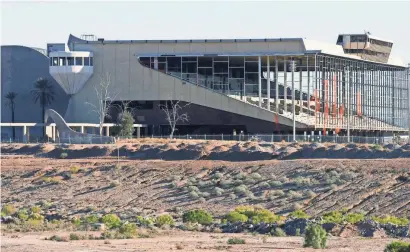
[258,56,262,107]
[105,126,110,136]
[284,58,287,112]
[275,58,279,113]
[53,126,56,141]
[23,125,27,143]
[136,127,141,138]
[267,56,271,110]
[80,126,84,133]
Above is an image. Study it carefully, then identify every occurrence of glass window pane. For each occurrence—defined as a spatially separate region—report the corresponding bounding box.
[158,62,166,72]
[245,84,259,96]
[49,58,53,66]
[214,74,228,84]
[59,57,66,66]
[182,57,197,62]
[84,57,90,65]
[167,57,181,76]
[213,56,228,62]
[229,56,244,67]
[229,68,244,78]
[245,62,258,72]
[214,62,228,73]
[182,62,197,73]
[67,57,74,66]
[158,57,166,62]
[198,68,212,77]
[90,57,93,66]
[75,57,83,66]
[182,73,197,83]
[229,79,244,91]
[53,57,58,66]
[245,56,259,62]
[198,57,213,67]
[245,73,259,84]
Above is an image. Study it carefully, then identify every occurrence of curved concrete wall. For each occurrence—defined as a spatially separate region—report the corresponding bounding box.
[65,42,308,130]
[1,46,69,138]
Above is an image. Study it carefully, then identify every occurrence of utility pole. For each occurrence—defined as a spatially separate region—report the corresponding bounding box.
[291,60,296,142]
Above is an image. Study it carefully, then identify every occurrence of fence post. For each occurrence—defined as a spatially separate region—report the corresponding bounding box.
[222,134,223,141]
[186,134,188,140]
[271,134,273,142]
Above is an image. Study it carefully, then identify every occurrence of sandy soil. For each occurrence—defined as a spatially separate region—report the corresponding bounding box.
[1,230,408,252]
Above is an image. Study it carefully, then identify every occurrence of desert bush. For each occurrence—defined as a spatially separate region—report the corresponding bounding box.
[296,228,301,236]
[220,179,233,188]
[273,190,285,197]
[250,173,263,180]
[175,243,184,250]
[188,186,199,192]
[155,214,175,227]
[294,177,312,187]
[1,204,16,216]
[344,213,365,224]
[101,214,121,229]
[289,209,310,219]
[198,180,210,188]
[201,192,211,198]
[29,212,44,221]
[171,175,181,181]
[42,176,62,184]
[118,223,138,237]
[244,190,255,198]
[269,180,283,187]
[110,180,120,187]
[291,203,302,211]
[272,227,286,237]
[31,206,41,214]
[225,211,248,223]
[234,206,279,224]
[213,172,224,179]
[199,197,206,203]
[322,211,343,224]
[304,190,317,198]
[85,214,99,224]
[189,191,199,199]
[384,241,410,252]
[259,181,270,188]
[227,238,245,244]
[60,152,68,159]
[183,209,213,225]
[229,193,237,200]
[48,235,68,242]
[136,216,154,227]
[72,217,81,227]
[69,233,81,240]
[214,187,224,196]
[70,166,80,174]
[234,185,248,195]
[287,190,303,199]
[372,215,409,226]
[169,182,177,188]
[17,209,29,221]
[235,172,246,180]
[303,224,327,249]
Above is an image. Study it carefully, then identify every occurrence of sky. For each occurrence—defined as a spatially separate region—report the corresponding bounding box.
[1,1,410,64]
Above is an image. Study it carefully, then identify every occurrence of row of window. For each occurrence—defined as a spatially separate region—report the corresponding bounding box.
[345,49,389,58]
[337,35,393,48]
[50,57,93,66]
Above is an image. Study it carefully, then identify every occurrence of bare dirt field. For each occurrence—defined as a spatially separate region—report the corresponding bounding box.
[2,230,408,252]
[1,140,409,251]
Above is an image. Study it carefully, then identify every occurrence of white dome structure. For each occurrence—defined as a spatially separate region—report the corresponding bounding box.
[49,51,93,94]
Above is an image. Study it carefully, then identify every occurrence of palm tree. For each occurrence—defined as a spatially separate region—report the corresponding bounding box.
[4,92,17,140]
[31,78,55,137]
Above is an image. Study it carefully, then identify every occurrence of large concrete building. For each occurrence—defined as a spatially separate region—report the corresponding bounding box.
[2,33,410,138]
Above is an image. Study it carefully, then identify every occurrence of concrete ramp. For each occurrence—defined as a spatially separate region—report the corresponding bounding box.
[45,109,115,144]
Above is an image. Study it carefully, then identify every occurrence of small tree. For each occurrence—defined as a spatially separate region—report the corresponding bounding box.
[117,110,134,138]
[85,73,117,135]
[4,92,17,140]
[303,224,327,249]
[160,99,189,139]
[31,78,54,137]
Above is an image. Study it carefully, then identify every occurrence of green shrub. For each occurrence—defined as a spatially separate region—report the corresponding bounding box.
[273,190,285,197]
[295,228,301,236]
[214,172,224,179]
[291,203,302,211]
[70,166,80,174]
[189,191,199,199]
[344,213,365,224]
[72,217,81,226]
[155,214,175,227]
[372,215,409,226]
[31,206,41,214]
[17,209,29,221]
[169,182,177,188]
[119,223,137,237]
[225,211,248,223]
[202,192,211,198]
[229,193,237,200]
[49,235,67,242]
[188,186,199,192]
[322,211,343,224]
[69,233,80,240]
[227,238,245,244]
[304,224,327,249]
[214,187,224,196]
[259,182,270,188]
[287,190,303,199]
[272,227,286,237]
[183,209,213,225]
[234,185,248,195]
[289,210,310,219]
[304,190,317,198]
[85,214,99,224]
[136,216,154,227]
[269,180,283,187]
[250,173,262,180]
[117,111,134,137]
[29,212,44,221]
[60,152,68,159]
[101,214,121,229]
[384,241,410,252]
[1,204,16,216]
[234,206,279,224]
